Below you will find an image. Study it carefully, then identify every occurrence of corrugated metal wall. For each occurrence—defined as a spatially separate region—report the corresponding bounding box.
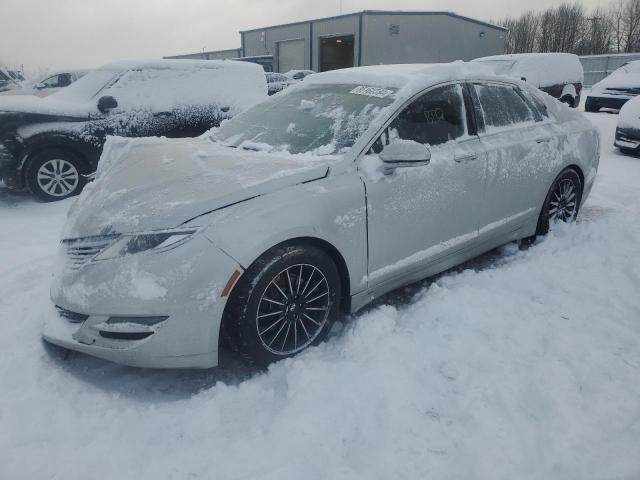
[165,49,241,60]
[362,14,504,65]
[580,53,640,87]
[241,12,505,72]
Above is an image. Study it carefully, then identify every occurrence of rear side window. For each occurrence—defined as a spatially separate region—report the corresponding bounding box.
[388,83,467,146]
[473,83,536,130]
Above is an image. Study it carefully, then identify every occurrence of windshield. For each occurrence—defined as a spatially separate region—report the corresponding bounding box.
[619,61,640,74]
[476,60,516,75]
[50,68,121,102]
[214,84,397,156]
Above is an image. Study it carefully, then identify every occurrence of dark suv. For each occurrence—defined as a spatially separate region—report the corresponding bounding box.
[0,60,266,201]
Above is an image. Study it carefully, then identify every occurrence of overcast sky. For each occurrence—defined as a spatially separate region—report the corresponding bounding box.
[2,0,606,74]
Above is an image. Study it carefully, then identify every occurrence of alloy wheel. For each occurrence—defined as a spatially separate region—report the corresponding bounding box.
[549,178,578,223]
[37,159,79,197]
[256,264,331,355]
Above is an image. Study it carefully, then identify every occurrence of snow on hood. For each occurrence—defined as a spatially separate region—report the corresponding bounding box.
[0,95,92,117]
[472,53,583,88]
[63,137,330,238]
[617,96,640,129]
[591,61,640,93]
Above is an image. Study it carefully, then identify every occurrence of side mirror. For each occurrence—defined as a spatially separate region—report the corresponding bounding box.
[97,95,118,114]
[34,83,45,90]
[520,76,527,82]
[379,141,431,173]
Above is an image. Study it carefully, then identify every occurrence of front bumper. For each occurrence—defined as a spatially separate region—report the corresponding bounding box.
[44,233,242,368]
[586,95,632,111]
[614,127,640,153]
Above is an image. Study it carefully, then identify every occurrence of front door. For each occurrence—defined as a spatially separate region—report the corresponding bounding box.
[360,83,487,289]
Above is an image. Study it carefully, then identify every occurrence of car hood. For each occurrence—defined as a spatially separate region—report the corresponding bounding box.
[592,70,640,93]
[0,94,91,118]
[63,137,330,239]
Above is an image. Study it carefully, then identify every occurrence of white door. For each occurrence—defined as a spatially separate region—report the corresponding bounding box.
[471,82,560,239]
[361,83,487,288]
[278,39,305,73]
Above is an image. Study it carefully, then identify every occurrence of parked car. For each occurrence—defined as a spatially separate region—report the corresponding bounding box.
[614,95,640,154]
[0,59,267,201]
[586,60,640,112]
[0,68,21,92]
[266,72,295,95]
[284,69,316,81]
[2,70,89,98]
[472,53,584,108]
[44,63,599,369]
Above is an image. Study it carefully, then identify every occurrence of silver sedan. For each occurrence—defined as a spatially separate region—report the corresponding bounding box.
[44,63,600,368]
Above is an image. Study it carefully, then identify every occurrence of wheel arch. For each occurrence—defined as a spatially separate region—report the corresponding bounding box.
[19,138,97,186]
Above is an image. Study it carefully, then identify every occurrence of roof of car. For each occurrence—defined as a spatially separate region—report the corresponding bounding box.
[304,62,509,94]
[474,53,579,62]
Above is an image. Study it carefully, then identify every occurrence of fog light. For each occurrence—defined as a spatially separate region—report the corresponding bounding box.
[107,316,168,326]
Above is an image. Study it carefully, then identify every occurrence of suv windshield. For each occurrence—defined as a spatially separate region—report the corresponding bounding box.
[214,84,397,155]
[51,69,121,103]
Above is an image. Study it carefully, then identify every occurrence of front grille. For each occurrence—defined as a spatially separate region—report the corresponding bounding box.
[55,306,89,323]
[63,234,119,269]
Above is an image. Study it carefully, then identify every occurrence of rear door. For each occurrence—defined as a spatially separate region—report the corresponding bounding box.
[470,81,559,240]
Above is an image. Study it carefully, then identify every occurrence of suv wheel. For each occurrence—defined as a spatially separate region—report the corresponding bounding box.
[26,149,86,202]
[222,244,342,367]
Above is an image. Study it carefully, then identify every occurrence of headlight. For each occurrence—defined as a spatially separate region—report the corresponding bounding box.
[94,228,198,261]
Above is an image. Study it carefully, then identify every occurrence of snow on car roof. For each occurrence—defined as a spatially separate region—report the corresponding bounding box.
[304,62,507,96]
[472,53,583,87]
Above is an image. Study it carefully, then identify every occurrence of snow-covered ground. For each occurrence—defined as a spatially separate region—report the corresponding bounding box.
[1,110,639,480]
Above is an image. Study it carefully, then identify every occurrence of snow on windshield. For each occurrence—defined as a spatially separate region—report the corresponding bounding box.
[214,84,397,156]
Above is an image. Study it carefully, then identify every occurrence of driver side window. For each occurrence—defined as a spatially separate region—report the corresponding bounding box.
[389,84,467,146]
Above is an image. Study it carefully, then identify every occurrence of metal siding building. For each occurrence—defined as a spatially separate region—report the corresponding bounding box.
[165,48,241,61]
[240,11,506,72]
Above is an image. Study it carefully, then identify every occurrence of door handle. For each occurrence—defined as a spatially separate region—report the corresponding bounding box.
[454,153,478,163]
[536,137,551,143]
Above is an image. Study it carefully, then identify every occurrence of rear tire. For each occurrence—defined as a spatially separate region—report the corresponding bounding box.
[221,244,342,367]
[535,168,583,236]
[584,99,598,113]
[25,149,87,202]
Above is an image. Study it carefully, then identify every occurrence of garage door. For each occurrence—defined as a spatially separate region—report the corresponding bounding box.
[278,39,305,73]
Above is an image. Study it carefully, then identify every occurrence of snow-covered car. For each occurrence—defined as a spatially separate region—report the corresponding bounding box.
[586,60,640,112]
[284,69,316,81]
[472,53,584,108]
[266,72,295,95]
[614,95,640,154]
[3,70,89,98]
[0,68,21,92]
[0,59,267,201]
[44,63,599,369]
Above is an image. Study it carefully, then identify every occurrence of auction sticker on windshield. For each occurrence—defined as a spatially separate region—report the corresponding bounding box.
[350,86,393,98]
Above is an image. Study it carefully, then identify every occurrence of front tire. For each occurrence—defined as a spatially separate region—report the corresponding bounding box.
[535,168,583,236]
[25,149,87,202]
[222,244,342,367]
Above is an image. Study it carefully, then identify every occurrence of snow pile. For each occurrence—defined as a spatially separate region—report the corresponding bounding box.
[473,53,584,87]
[0,108,639,479]
[617,95,640,129]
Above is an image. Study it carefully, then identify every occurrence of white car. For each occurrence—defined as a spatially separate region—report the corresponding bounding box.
[586,60,640,112]
[44,63,599,369]
[473,53,584,108]
[614,95,640,154]
[266,72,295,95]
